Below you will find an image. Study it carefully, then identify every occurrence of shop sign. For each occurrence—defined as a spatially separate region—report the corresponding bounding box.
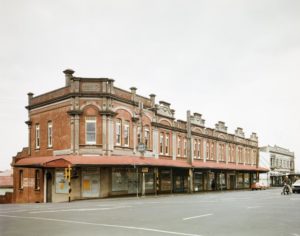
[142,167,149,173]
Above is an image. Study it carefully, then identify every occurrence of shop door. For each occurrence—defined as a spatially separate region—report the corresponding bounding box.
[173,175,185,193]
[46,172,52,203]
[230,175,236,189]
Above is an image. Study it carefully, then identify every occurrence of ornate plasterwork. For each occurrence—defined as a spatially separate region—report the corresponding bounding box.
[235,127,245,138]
[156,101,174,119]
[215,121,227,133]
[190,113,205,127]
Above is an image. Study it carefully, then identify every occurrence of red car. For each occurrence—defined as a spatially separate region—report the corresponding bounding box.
[251,182,267,190]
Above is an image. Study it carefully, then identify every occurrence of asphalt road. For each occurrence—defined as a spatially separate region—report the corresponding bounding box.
[0,188,299,236]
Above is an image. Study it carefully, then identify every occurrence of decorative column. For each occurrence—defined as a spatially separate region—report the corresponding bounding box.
[172,132,177,160]
[203,139,207,162]
[152,127,159,158]
[102,115,107,155]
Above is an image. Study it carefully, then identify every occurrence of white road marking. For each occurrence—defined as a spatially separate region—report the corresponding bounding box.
[183,214,213,221]
[247,206,262,209]
[29,206,131,214]
[291,234,300,236]
[0,214,202,236]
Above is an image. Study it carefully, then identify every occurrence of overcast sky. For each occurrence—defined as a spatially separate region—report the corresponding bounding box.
[0,0,299,171]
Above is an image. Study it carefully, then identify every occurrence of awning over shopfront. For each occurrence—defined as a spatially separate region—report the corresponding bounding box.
[14,155,269,172]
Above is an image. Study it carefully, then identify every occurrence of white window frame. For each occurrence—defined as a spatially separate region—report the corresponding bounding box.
[35,124,40,149]
[144,127,150,148]
[197,140,201,159]
[115,119,122,146]
[86,117,96,145]
[177,137,181,157]
[47,121,53,148]
[184,139,187,157]
[159,133,164,154]
[124,121,130,147]
[165,134,169,155]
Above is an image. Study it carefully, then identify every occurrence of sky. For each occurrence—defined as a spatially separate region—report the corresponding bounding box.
[0,0,300,171]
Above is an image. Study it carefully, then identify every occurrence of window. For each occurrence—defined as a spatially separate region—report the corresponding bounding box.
[206,141,210,160]
[35,124,40,149]
[116,119,122,146]
[124,121,130,147]
[211,142,215,160]
[165,134,169,155]
[197,140,201,159]
[47,121,53,148]
[137,126,142,144]
[160,133,164,154]
[144,127,150,148]
[19,170,23,189]
[35,170,40,190]
[177,137,181,156]
[194,140,197,158]
[219,143,225,161]
[86,117,96,144]
[184,139,187,157]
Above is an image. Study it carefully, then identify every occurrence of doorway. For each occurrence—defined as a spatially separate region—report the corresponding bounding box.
[229,175,236,190]
[46,172,52,203]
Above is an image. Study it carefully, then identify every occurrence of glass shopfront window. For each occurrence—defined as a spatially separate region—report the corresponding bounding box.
[194,172,204,192]
[237,173,244,189]
[244,173,250,188]
[160,170,171,191]
[145,172,154,191]
[82,168,100,198]
[55,169,68,194]
[219,173,226,190]
[208,172,215,191]
[112,168,128,192]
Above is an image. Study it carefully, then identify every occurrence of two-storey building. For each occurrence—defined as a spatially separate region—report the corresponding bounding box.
[12,69,267,203]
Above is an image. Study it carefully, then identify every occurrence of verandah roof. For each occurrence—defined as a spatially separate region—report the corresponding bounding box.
[13,155,269,172]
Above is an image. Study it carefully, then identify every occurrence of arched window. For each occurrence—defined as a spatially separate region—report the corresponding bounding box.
[144,126,150,149]
[115,119,122,146]
[159,133,164,154]
[86,117,96,145]
[165,134,169,155]
[124,121,130,147]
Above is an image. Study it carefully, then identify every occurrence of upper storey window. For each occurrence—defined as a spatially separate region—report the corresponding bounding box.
[116,119,122,146]
[47,121,53,148]
[35,124,40,149]
[165,134,169,155]
[86,117,96,145]
[124,121,130,147]
[160,133,164,154]
[177,137,181,156]
[144,127,150,148]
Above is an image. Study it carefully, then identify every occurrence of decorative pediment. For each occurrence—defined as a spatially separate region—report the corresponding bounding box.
[215,121,227,133]
[190,113,205,127]
[156,101,175,119]
[235,127,245,138]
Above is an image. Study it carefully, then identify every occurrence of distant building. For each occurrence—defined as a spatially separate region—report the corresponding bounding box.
[0,170,13,203]
[12,69,268,203]
[259,145,295,186]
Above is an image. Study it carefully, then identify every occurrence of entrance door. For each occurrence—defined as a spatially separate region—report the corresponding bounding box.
[230,175,236,190]
[173,176,185,193]
[82,168,100,198]
[46,172,52,203]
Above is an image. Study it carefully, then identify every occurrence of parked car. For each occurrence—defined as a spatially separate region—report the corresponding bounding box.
[292,180,300,193]
[251,182,266,190]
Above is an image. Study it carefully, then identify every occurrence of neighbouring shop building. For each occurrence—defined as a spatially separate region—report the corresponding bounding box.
[12,69,268,203]
[259,145,295,187]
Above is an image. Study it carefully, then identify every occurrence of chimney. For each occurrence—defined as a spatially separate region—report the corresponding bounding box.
[149,94,156,107]
[130,87,137,101]
[63,69,75,86]
[27,92,34,105]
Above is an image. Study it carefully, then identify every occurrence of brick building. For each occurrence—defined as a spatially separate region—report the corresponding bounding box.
[12,69,267,203]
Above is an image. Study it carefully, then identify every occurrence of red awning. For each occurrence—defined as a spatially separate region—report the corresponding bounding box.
[14,155,269,172]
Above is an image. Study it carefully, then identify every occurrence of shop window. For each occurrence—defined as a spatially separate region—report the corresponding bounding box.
[116,119,122,146]
[35,124,40,149]
[19,170,23,189]
[86,117,96,145]
[112,168,128,192]
[47,121,53,148]
[35,170,40,190]
[124,121,130,147]
[160,170,171,191]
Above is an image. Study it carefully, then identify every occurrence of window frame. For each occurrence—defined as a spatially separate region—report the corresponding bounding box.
[35,124,40,149]
[115,119,122,146]
[123,121,130,147]
[47,121,53,148]
[85,117,97,145]
[35,169,40,190]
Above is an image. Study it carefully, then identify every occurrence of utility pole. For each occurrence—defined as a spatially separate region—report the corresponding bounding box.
[187,110,193,193]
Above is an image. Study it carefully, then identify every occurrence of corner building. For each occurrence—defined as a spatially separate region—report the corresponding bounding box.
[12,69,267,203]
